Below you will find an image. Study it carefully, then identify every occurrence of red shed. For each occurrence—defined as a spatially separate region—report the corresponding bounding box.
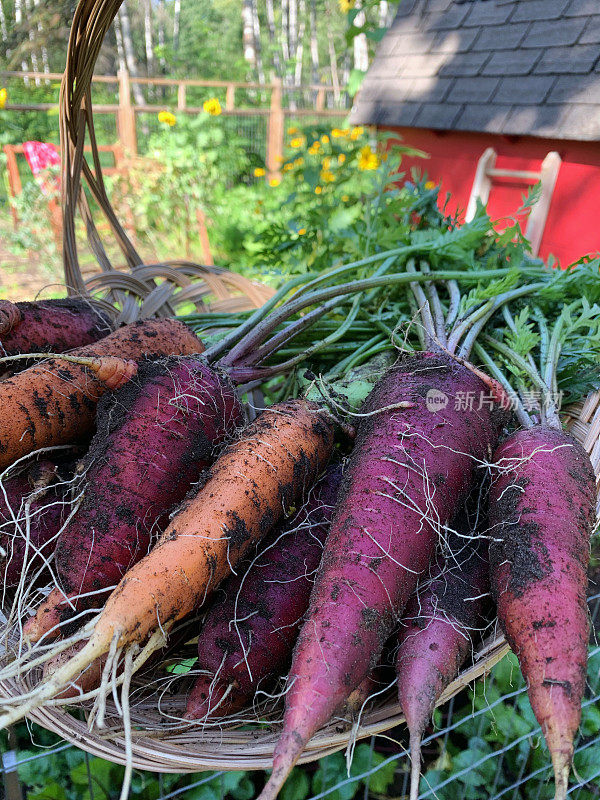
[350,0,600,265]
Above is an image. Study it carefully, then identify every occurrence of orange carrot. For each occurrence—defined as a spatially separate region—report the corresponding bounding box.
[0,318,203,470]
[0,399,334,727]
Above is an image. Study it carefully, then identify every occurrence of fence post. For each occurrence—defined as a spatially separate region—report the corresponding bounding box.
[117,68,137,155]
[177,82,187,110]
[267,79,284,181]
[226,83,235,111]
[316,87,325,111]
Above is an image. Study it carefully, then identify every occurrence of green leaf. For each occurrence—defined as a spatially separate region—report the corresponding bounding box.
[280,767,310,800]
[574,743,600,781]
[365,751,397,794]
[166,656,198,675]
[365,28,388,42]
[69,756,117,788]
[27,781,68,800]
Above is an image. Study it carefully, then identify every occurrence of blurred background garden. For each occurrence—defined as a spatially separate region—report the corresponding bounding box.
[0,0,401,301]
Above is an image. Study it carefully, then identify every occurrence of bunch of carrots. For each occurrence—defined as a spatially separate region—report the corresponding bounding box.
[0,197,599,800]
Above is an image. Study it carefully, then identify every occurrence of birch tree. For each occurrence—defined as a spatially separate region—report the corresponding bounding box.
[143,0,154,77]
[173,0,181,52]
[0,0,9,47]
[309,0,319,83]
[117,2,145,106]
[294,0,306,87]
[242,0,256,72]
[353,2,369,72]
[251,0,266,84]
[265,0,280,76]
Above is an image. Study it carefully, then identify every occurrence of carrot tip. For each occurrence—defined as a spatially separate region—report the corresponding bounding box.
[551,752,571,800]
[408,732,422,800]
[258,734,307,800]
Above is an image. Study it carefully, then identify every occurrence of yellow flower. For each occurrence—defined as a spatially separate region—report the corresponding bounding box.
[283,163,294,172]
[158,110,177,126]
[350,126,364,140]
[254,167,266,177]
[338,153,346,164]
[290,137,305,148]
[314,186,322,195]
[342,195,350,202]
[0,88,7,110]
[321,134,330,145]
[276,155,285,163]
[358,145,379,171]
[287,126,299,135]
[203,97,222,116]
[298,228,306,235]
[294,157,304,167]
[308,142,321,155]
[331,128,348,138]
[269,177,281,187]
[338,0,355,11]
[322,157,331,170]
[425,180,436,190]
[320,169,335,183]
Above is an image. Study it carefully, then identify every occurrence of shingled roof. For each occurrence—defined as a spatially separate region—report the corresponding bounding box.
[350,0,600,140]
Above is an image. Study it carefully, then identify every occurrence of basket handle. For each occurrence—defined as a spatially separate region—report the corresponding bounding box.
[60,0,144,297]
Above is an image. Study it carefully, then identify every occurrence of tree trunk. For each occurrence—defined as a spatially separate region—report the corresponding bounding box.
[327,30,340,103]
[353,5,369,72]
[281,0,289,65]
[173,0,181,52]
[379,0,393,28]
[31,0,50,80]
[14,0,29,75]
[114,13,128,74]
[251,0,266,85]
[265,0,280,76]
[0,0,9,46]
[118,3,145,107]
[144,0,154,77]
[157,0,166,73]
[289,0,297,65]
[242,0,257,73]
[309,0,319,84]
[294,0,306,88]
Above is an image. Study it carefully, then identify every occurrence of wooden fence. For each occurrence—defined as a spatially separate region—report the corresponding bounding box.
[1,70,349,179]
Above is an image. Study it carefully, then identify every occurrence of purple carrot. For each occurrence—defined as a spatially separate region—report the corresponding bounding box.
[258,352,508,800]
[0,461,68,588]
[397,521,491,800]
[488,427,596,800]
[24,356,242,642]
[185,463,344,720]
[0,298,112,357]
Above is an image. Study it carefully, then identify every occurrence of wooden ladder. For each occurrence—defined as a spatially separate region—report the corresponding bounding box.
[465,147,562,256]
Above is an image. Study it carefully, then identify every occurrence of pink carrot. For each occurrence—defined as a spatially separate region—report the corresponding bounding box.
[0,298,111,357]
[488,426,596,800]
[397,523,490,800]
[258,352,508,800]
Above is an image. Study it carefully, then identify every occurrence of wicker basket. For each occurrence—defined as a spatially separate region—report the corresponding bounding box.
[0,393,597,772]
[57,0,273,323]
[2,0,599,775]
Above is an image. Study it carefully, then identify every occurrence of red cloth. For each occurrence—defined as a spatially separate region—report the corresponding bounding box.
[22,141,60,195]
